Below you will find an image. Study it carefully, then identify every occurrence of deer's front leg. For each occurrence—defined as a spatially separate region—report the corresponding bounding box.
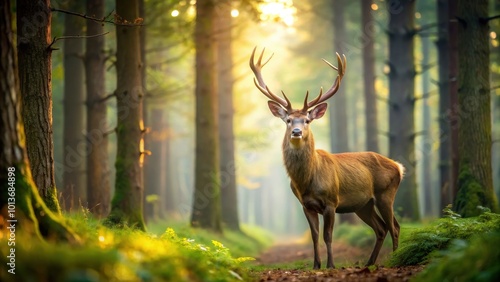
[303,207,321,269]
[323,207,336,268]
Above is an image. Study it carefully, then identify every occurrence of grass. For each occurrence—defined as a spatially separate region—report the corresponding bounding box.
[0,212,273,282]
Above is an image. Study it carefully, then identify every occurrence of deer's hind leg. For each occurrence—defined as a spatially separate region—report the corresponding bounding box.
[375,192,399,251]
[355,199,387,266]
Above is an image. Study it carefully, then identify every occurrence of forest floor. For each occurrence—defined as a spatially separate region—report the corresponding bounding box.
[250,240,424,281]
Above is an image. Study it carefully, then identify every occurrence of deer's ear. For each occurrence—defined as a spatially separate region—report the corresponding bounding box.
[268,101,287,120]
[309,103,328,120]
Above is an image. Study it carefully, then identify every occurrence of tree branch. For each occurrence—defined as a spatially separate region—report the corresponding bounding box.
[413,89,439,101]
[480,14,500,23]
[48,32,110,50]
[50,7,144,26]
[98,92,116,103]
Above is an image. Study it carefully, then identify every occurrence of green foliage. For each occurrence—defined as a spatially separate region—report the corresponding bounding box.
[0,216,265,282]
[148,220,274,258]
[414,231,500,282]
[455,164,495,217]
[388,208,500,267]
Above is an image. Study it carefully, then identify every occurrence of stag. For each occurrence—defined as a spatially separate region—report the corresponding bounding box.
[249,47,404,269]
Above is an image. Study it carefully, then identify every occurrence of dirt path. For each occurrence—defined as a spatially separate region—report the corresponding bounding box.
[252,242,424,281]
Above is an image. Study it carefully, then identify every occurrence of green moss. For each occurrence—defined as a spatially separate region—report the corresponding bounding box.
[414,231,500,282]
[388,209,500,267]
[0,216,264,282]
[43,186,62,215]
[455,164,499,217]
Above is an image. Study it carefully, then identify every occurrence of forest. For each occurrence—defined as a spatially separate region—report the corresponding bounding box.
[1,0,499,281]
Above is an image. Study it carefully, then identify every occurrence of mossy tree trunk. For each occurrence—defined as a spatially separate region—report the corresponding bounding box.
[217,1,240,231]
[454,0,499,217]
[106,0,146,230]
[190,0,222,232]
[387,0,420,221]
[17,0,61,214]
[436,0,452,210]
[362,0,379,153]
[85,0,110,218]
[62,0,86,211]
[0,0,78,243]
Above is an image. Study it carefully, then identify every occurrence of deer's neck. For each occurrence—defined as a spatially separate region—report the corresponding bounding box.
[282,133,319,189]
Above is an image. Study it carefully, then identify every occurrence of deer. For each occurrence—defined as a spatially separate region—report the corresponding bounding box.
[249,47,405,269]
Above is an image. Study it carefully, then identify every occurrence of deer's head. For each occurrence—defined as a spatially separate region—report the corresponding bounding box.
[249,47,346,149]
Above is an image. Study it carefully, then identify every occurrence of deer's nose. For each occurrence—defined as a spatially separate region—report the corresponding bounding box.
[292,128,302,136]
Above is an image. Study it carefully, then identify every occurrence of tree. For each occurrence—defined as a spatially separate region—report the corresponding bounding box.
[436,0,452,210]
[191,0,222,232]
[106,0,146,230]
[85,0,110,218]
[17,0,61,214]
[448,0,459,202]
[217,1,240,231]
[62,0,86,210]
[387,0,420,220]
[330,0,350,155]
[454,0,499,217]
[361,0,379,153]
[0,0,78,242]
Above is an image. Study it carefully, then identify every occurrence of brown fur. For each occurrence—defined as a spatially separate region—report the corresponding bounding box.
[279,109,403,269]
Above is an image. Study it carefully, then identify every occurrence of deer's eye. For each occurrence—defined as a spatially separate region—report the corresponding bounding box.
[305,120,310,124]
[286,119,291,124]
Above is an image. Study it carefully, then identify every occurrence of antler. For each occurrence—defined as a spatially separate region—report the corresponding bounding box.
[302,52,347,112]
[250,47,293,112]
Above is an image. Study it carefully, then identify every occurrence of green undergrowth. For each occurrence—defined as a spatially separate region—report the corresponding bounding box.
[388,207,500,267]
[0,213,273,282]
[414,230,500,282]
[335,221,423,250]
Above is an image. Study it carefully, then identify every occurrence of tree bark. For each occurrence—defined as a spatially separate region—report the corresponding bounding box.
[387,0,420,221]
[17,0,61,214]
[436,0,452,211]
[190,0,222,232]
[454,0,498,217]
[0,0,78,243]
[361,0,379,153]
[106,0,146,230]
[331,0,356,224]
[62,0,86,211]
[448,0,459,202]
[85,0,110,218]
[217,1,240,231]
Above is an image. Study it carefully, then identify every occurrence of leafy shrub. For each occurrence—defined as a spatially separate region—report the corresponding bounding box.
[388,208,500,267]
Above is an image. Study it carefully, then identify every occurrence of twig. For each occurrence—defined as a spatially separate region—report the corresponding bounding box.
[490,85,500,92]
[50,7,144,26]
[48,32,109,50]
[98,92,116,103]
[103,128,116,136]
[413,89,439,101]
[480,14,500,23]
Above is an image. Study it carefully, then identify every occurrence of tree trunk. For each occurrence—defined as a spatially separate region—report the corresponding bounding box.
[0,0,78,243]
[144,108,164,220]
[190,0,222,232]
[331,0,356,224]
[106,0,146,230]
[62,0,86,211]
[361,0,379,153]
[448,0,459,202]
[85,0,110,218]
[420,34,433,217]
[387,0,420,221]
[454,0,498,217]
[217,2,240,231]
[436,0,452,211]
[17,0,61,214]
